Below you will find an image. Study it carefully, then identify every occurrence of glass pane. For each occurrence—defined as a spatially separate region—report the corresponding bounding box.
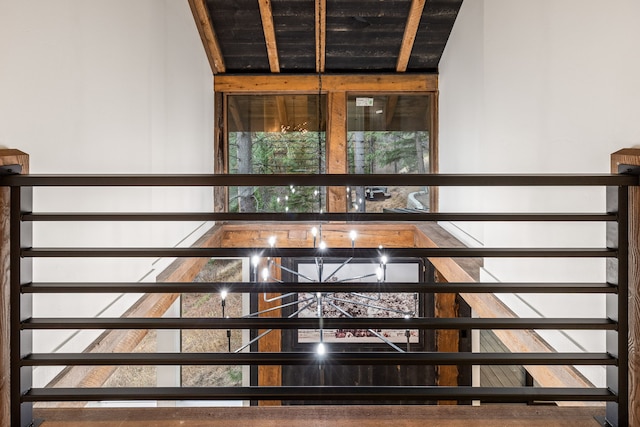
[347,94,431,212]
[181,258,244,388]
[228,94,326,213]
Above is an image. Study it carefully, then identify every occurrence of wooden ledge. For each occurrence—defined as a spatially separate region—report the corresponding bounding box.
[35,405,604,427]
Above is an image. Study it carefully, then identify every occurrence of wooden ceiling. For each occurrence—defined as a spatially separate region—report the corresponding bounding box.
[189,0,463,74]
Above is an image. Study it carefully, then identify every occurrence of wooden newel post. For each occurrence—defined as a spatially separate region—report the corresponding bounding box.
[611,148,640,427]
[0,149,29,427]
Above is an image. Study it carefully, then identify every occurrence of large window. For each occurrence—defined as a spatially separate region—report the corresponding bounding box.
[227,94,326,213]
[219,75,438,214]
[347,94,432,212]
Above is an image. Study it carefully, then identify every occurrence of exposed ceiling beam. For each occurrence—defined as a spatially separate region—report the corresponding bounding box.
[396,0,426,72]
[315,0,326,72]
[258,0,281,73]
[188,0,226,74]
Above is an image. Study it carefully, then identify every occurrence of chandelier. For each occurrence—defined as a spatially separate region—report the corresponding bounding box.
[219,225,419,355]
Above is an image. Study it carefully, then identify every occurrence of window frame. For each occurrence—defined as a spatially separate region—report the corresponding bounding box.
[214,74,439,212]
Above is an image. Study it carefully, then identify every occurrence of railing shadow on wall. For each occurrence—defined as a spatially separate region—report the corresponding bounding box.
[0,171,638,427]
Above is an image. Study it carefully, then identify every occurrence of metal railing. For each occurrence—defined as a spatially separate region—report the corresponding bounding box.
[2,172,637,427]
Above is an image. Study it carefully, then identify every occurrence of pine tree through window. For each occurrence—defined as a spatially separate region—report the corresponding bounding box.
[228,94,326,213]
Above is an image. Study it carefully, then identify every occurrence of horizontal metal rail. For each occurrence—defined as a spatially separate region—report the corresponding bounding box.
[22,212,618,222]
[21,281,618,294]
[6,172,634,427]
[21,352,617,366]
[22,386,617,403]
[22,317,617,330]
[21,247,617,258]
[2,173,638,187]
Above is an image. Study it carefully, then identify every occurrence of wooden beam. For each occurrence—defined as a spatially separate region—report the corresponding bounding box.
[214,74,438,93]
[396,0,426,72]
[41,225,225,408]
[156,225,224,282]
[413,226,596,402]
[434,271,459,404]
[42,293,180,408]
[0,149,29,427]
[611,148,640,426]
[33,405,606,426]
[219,223,416,249]
[258,258,282,406]
[411,222,462,400]
[188,0,225,74]
[326,91,347,212]
[257,0,280,73]
[429,90,439,211]
[315,0,326,72]
[462,293,596,403]
[214,92,227,211]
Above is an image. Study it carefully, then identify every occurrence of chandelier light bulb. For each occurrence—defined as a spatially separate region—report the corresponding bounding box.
[316,342,326,356]
[381,255,388,265]
[319,241,327,251]
[251,255,260,267]
[349,230,357,242]
[220,290,228,301]
[311,226,318,237]
[268,236,276,248]
[376,267,383,281]
[261,267,269,281]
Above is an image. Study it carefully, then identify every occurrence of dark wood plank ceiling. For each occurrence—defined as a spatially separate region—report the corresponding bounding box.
[190,0,463,74]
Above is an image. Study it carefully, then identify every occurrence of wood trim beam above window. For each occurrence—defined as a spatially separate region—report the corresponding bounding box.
[215,74,438,93]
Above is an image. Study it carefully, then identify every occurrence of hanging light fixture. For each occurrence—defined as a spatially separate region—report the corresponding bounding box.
[233,227,418,354]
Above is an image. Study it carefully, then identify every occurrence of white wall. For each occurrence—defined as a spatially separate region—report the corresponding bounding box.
[0,0,214,386]
[439,0,640,386]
